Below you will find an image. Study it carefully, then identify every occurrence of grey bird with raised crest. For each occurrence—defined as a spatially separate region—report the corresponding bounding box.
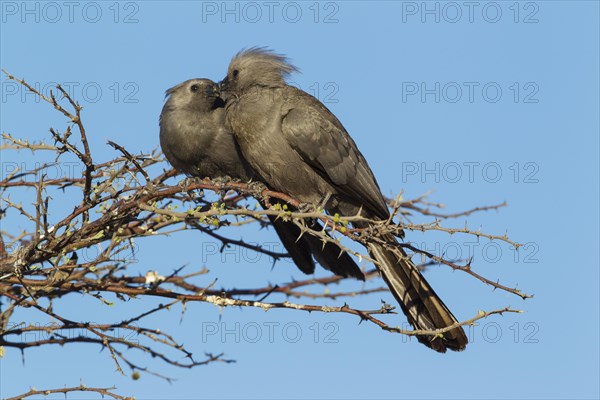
[219,48,468,352]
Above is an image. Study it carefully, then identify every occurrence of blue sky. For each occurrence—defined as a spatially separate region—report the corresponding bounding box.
[1,1,599,399]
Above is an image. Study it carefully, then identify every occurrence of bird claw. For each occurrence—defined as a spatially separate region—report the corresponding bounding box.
[248,180,268,192]
[212,175,234,185]
[297,202,316,213]
[178,176,204,189]
[298,193,331,213]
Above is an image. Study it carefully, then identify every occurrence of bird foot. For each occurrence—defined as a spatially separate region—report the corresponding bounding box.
[297,202,317,213]
[248,180,268,193]
[212,175,235,185]
[178,176,204,189]
[298,192,331,214]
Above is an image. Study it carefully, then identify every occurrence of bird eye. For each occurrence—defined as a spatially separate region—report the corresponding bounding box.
[190,84,199,92]
[232,69,239,79]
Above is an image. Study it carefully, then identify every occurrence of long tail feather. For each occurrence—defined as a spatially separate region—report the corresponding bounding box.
[368,235,468,352]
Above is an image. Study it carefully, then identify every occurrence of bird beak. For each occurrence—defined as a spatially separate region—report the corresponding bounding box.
[218,77,230,101]
[219,76,230,93]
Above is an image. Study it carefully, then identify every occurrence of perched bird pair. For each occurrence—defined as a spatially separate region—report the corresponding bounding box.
[160,48,468,352]
[159,78,363,281]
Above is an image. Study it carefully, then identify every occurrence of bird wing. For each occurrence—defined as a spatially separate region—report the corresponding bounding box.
[281,89,389,220]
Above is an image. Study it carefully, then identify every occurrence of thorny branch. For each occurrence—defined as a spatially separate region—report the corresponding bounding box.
[5,384,133,400]
[1,73,530,395]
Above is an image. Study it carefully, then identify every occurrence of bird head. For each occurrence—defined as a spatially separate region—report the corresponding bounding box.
[219,47,299,97]
[164,78,224,112]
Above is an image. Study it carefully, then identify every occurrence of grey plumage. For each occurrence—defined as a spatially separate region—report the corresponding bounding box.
[220,48,468,352]
[159,78,363,280]
[160,79,252,179]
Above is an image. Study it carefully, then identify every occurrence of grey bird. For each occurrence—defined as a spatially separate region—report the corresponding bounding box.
[220,48,468,352]
[159,78,364,280]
